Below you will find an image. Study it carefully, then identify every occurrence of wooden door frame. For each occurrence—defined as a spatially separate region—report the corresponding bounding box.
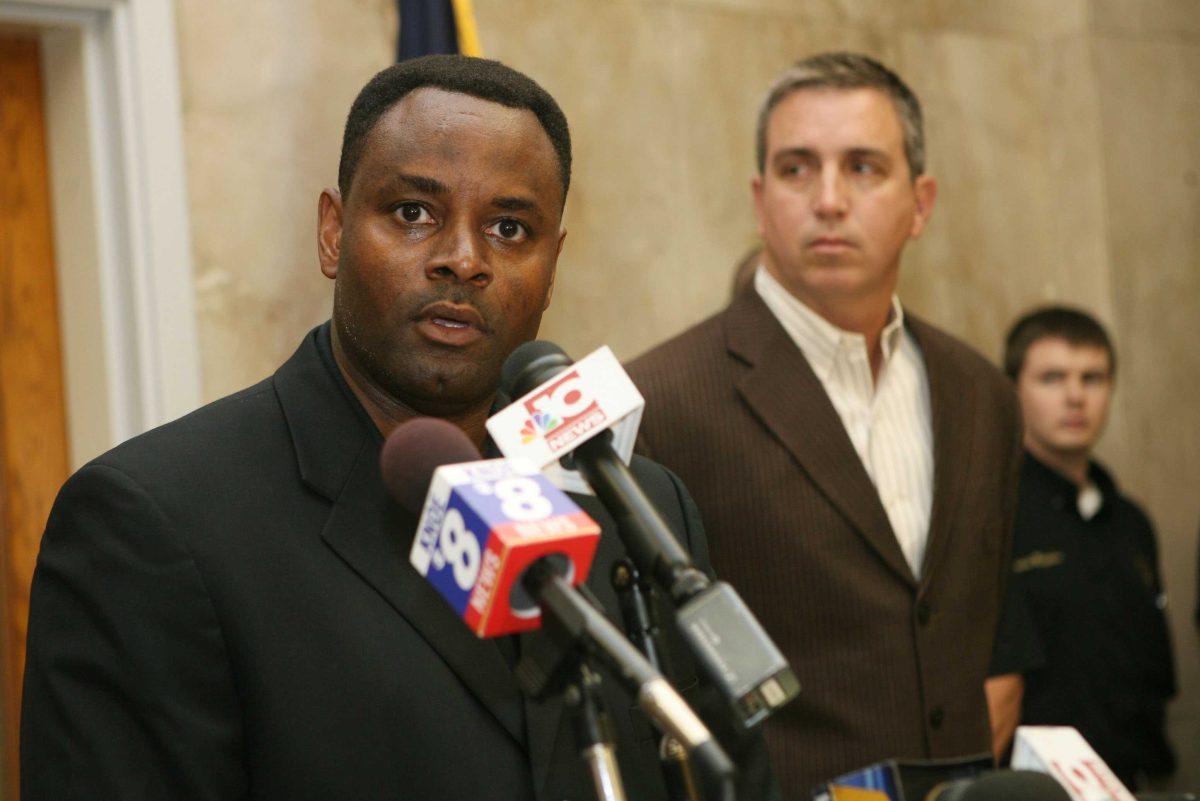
[0,0,200,467]
[1,34,73,799]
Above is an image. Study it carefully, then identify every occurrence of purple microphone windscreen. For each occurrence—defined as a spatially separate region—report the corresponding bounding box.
[380,417,481,514]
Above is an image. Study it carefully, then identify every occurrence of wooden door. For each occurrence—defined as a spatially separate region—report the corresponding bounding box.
[0,29,72,799]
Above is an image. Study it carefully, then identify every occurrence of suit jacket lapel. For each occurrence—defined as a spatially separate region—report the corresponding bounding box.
[725,292,917,586]
[907,316,974,589]
[272,326,526,746]
[519,635,565,798]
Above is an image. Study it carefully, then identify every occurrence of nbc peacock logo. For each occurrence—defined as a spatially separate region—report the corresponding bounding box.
[520,411,562,443]
[521,370,606,452]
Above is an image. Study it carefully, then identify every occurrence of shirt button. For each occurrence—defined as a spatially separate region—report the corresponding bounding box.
[916,601,931,625]
[929,706,945,729]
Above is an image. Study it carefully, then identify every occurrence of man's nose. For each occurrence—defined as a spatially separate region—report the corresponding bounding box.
[813,166,849,219]
[426,220,492,287]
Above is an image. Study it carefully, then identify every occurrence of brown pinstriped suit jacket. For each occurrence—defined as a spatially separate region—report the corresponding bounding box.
[627,289,1022,798]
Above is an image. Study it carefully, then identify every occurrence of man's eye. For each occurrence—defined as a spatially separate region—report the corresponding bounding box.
[397,203,432,224]
[850,160,878,175]
[487,218,528,242]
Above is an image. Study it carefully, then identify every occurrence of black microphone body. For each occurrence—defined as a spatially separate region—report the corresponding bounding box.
[503,343,700,597]
[574,434,707,599]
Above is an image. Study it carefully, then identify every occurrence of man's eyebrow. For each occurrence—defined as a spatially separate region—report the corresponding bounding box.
[771,147,817,164]
[845,147,892,162]
[491,195,539,213]
[383,173,449,195]
[770,146,893,163]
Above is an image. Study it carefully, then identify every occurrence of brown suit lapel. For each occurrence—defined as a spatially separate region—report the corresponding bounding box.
[723,291,917,586]
[907,316,975,589]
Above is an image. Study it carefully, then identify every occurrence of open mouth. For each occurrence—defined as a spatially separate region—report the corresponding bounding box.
[416,302,487,346]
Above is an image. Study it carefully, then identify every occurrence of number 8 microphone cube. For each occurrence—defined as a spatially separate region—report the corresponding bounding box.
[410,458,601,638]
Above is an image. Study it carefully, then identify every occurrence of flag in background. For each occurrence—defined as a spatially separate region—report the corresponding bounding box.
[396,0,482,60]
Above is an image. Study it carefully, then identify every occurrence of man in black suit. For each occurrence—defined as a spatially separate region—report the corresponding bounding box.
[21,56,718,801]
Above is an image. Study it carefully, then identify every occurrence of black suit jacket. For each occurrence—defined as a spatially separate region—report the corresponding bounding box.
[628,290,1022,795]
[21,324,713,801]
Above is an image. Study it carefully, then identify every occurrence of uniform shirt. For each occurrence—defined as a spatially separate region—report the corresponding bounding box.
[754,266,934,577]
[1000,453,1176,785]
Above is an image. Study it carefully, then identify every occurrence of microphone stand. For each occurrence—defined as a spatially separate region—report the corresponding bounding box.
[517,586,629,801]
[567,663,627,801]
[515,561,735,801]
[612,557,702,801]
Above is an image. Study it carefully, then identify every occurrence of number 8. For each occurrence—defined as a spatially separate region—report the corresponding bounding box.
[439,509,481,590]
[495,477,553,522]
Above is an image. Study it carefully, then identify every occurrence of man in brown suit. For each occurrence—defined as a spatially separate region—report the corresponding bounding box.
[627,53,1022,797]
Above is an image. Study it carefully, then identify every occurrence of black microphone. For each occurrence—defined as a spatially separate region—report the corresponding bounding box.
[500,341,800,729]
[926,770,1072,801]
[381,418,735,796]
[501,341,700,597]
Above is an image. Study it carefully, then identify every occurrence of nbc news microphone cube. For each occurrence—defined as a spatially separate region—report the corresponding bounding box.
[409,458,600,638]
[487,346,644,469]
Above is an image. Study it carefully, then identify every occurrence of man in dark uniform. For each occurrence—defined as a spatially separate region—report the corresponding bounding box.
[999,306,1176,789]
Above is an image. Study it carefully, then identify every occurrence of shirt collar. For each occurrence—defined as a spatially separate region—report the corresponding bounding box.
[879,298,907,361]
[1023,450,1116,521]
[754,265,906,381]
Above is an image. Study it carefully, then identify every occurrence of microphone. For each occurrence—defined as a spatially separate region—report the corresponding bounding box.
[381,418,736,795]
[383,417,601,638]
[925,771,1072,801]
[493,341,800,729]
[520,559,736,801]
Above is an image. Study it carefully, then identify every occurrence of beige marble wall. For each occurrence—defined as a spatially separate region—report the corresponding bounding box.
[1091,30,1200,787]
[175,0,1200,784]
[176,0,397,394]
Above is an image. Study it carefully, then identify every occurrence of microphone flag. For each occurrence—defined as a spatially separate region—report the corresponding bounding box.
[487,345,643,470]
[410,457,599,638]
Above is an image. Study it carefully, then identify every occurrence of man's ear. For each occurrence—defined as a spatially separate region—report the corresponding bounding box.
[543,229,566,311]
[909,174,938,239]
[751,174,767,236]
[318,188,343,279]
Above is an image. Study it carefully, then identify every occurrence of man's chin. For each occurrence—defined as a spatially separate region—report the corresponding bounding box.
[390,362,499,415]
[1044,437,1097,459]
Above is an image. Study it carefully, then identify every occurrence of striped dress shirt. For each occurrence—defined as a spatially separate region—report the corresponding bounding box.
[754,266,934,577]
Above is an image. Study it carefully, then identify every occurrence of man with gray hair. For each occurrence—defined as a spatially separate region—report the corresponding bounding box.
[629,52,1022,795]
